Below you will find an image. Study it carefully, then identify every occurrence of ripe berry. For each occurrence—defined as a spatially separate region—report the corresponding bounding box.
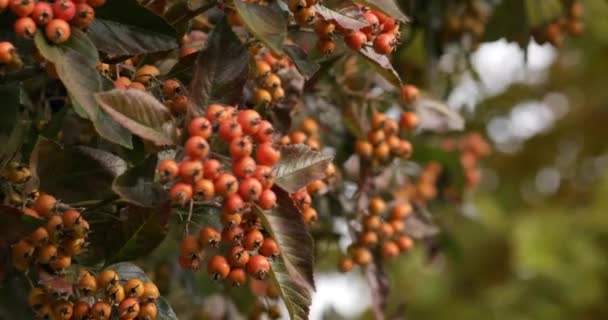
[259,238,280,257]
[214,173,239,197]
[254,120,275,143]
[72,301,90,320]
[199,226,221,248]
[61,238,86,256]
[338,257,354,272]
[391,203,412,220]
[162,79,182,98]
[379,222,395,238]
[239,177,263,202]
[87,0,106,7]
[356,140,373,159]
[256,143,280,166]
[352,247,372,266]
[368,197,386,215]
[62,209,81,228]
[134,65,160,84]
[28,227,49,247]
[381,241,400,259]
[90,301,111,320]
[316,39,336,55]
[180,235,202,260]
[170,95,190,113]
[228,246,250,267]
[205,104,227,123]
[34,194,56,218]
[400,110,419,130]
[359,230,379,247]
[302,207,318,224]
[193,179,215,201]
[294,6,315,25]
[272,87,284,101]
[170,182,193,205]
[362,215,381,230]
[314,19,335,39]
[32,2,53,26]
[118,298,140,320]
[237,109,262,135]
[222,226,244,244]
[292,189,311,209]
[9,0,34,17]
[157,159,179,182]
[253,165,275,189]
[246,255,270,280]
[45,19,71,44]
[203,159,222,179]
[373,33,396,55]
[255,89,272,104]
[0,0,7,11]
[142,282,160,303]
[218,119,243,142]
[258,189,277,210]
[36,244,58,264]
[224,193,245,214]
[138,303,158,320]
[367,129,385,146]
[287,0,305,12]
[106,284,126,304]
[50,253,71,271]
[0,41,15,64]
[72,3,94,28]
[76,271,97,295]
[11,239,34,270]
[345,31,367,50]
[207,255,231,280]
[53,0,76,21]
[221,211,242,229]
[227,268,247,287]
[53,299,74,320]
[233,156,256,179]
[97,269,119,289]
[185,136,210,159]
[394,139,413,158]
[396,235,414,252]
[243,229,264,251]
[289,131,307,144]
[123,278,144,298]
[45,215,64,242]
[178,159,203,183]
[230,136,254,159]
[255,60,271,78]
[188,117,212,139]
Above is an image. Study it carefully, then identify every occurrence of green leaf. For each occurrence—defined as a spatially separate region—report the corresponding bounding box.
[95,89,176,146]
[0,205,45,244]
[274,144,334,193]
[234,0,288,53]
[34,30,133,148]
[414,96,465,132]
[525,0,563,27]
[351,0,409,23]
[358,46,402,87]
[0,83,27,169]
[254,187,315,320]
[93,0,177,37]
[315,5,369,30]
[484,0,529,47]
[87,18,178,56]
[190,18,249,109]
[113,154,168,208]
[284,45,320,79]
[29,137,128,203]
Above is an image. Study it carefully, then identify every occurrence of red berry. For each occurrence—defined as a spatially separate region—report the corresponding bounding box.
[32,2,53,26]
[224,193,246,214]
[236,109,262,135]
[199,226,221,248]
[203,159,222,179]
[214,173,239,197]
[246,255,270,280]
[345,31,367,50]
[178,159,203,183]
[228,246,250,267]
[218,119,243,142]
[361,10,379,34]
[184,136,210,160]
[254,165,275,189]
[232,156,256,179]
[227,268,247,287]
[222,226,244,245]
[207,255,230,280]
[72,3,94,28]
[259,238,280,257]
[157,159,179,182]
[292,189,311,209]
[0,0,8,11]
[400,85,419,105]
[188,117,212,139]
[9,0,34,17]
[254,120,275,143]
[239,177,263,202]
[193,179,215,201]
[256,143,280,166]
[205,104,227,123]
[0,41,15,64]
[243,229,264,251]
[257,189,277,210]
[87,0,105,7]
[170,182,193,205]
[45,19,71,44]
[221,211,242,229]
[53,0,76,21]
[14,17,36,39]
[373,33,396,55]
[229,136,254,159]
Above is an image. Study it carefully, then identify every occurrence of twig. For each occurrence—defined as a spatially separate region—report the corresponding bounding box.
[184,198,194,236]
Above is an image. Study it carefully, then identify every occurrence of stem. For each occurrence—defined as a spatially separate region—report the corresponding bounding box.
[184,199,195,236]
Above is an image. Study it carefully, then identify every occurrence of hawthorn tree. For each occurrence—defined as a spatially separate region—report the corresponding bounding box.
[0,0,584,319]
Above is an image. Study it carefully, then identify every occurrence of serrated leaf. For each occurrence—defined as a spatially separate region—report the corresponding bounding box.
[34,30,133,148]
[351,0,409,23]
[315,5,369,29]
[190,18,249,110]
[414,96,465,133]
[358,46,402,87]
[95,89,176,146]
[113,154,168,208]
[274,144,334,193]
[254,187,314,320]
[284,45,320,79]
[93,0,177,37]
[29,137,128,203]
[234,0,287,53]
[88,19,178,56]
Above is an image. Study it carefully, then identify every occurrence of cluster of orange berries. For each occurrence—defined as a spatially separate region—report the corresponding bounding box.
[313,7,401,55]
[355,110,416,169]
[278,118,336,224]
[11,194,89,273]
[252,52,291,105]
[339,197,415,272]
[394,161,443,205]
[1,160,36,206]
[287,0,317,26]
[441,0,489,47]
[29,269,160,320]
[156,105,283,283]
[441,132,491,191]
[533,0,583,47]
